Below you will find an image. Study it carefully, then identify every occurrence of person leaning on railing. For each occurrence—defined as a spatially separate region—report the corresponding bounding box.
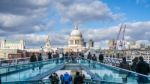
[135,56,150,83]
[119,57,130,83]
[131,57,138,72]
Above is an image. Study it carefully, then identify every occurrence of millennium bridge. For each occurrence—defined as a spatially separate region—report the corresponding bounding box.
[0,57,149,84]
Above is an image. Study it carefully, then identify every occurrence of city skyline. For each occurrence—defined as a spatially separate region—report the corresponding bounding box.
[0,0,150,48]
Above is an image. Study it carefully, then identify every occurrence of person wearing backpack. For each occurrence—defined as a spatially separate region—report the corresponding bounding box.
[49,73,59,84]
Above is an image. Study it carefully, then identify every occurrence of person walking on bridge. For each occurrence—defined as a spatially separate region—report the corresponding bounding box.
[92,54,97,61]
[63,72,72,84]
[99,53,104,63]
[47,52,52,59]
[92,54,97,68]
[49,73,59,84]
[38,53,42,61]
[87,52,92,67]
[73,71,84,84]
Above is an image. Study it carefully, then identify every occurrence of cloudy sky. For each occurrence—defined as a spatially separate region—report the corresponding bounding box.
[0,0,150,48]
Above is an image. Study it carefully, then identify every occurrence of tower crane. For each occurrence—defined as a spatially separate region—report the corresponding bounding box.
[114,24,126,50]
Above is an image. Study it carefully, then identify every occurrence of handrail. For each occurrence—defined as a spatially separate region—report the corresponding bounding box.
[1,56,149,78]
[80,57,150,78]
[2,78,123,84]
[0,57,59,68]
[0,57,30,66]
[0,57,65,76]
[1,56,150,83]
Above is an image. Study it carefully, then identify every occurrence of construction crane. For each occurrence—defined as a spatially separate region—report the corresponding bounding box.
[114,24,126,50]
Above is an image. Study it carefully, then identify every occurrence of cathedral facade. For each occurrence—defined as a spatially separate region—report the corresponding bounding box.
[67,26,85,52]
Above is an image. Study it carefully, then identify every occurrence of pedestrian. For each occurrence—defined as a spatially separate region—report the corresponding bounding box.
[60,74,64,84]
[92,54,97,61]
[87,52,92,67]
[73,71,84,84]
[49,73,59,84]
[87,52,92,60]
[119,57,130,83]
[30,53,37,62]
[131,57,138,71]
[49,73,54,84]
[38,53,42,61]
[38,53,43,70]
[54,73,59,84]
[92,54,97,68]
[136,56,150,83]
[63,72,72,84]
[119,57,130,70]
[81,53,84,59]
[47,52,52,59]
[99,53,104,63]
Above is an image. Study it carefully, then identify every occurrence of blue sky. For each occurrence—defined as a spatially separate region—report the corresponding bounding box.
[0,0,150,48]
[46,0,150,31]
[103,0,150,21]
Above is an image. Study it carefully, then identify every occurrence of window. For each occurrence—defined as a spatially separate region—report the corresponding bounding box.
[75,40,79,44]
[70,40,73,45]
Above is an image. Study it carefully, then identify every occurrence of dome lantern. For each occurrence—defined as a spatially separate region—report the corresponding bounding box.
[70,26,82,36]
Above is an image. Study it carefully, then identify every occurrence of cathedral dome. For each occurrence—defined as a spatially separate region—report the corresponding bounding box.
[70,26,82,36]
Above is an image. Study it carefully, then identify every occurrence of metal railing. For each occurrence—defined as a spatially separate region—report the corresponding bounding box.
[2,79,123,84]
[79,58,150,84]
[0,57,66,83]
[1,56,150,84]
[0,57,30,67]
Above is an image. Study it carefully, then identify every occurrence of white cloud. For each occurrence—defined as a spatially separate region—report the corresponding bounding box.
[81,21,150,48]
[0,14,27,28]
[0,0,149,49]
[27,0,50,7]
[55,0,122,23]
[1,20,150,49]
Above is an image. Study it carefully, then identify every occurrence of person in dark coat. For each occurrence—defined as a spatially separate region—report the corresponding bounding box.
[73,72,84,84]
[119,57,130,83]
[30,53,37,70]
[47,52,52,59]
[87,52,92,66]
[49,73,59,84]
[60,74,64,84]
[38,53,43,70]
[99,53,104,63]
[38,53,42,61]
[30,53,37,62]
[92,54,97,68]
[136,56,150,83]
[131,57,138,71]
[119,57,130,70]
[92,54,97,61]
[87,52,92,60]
